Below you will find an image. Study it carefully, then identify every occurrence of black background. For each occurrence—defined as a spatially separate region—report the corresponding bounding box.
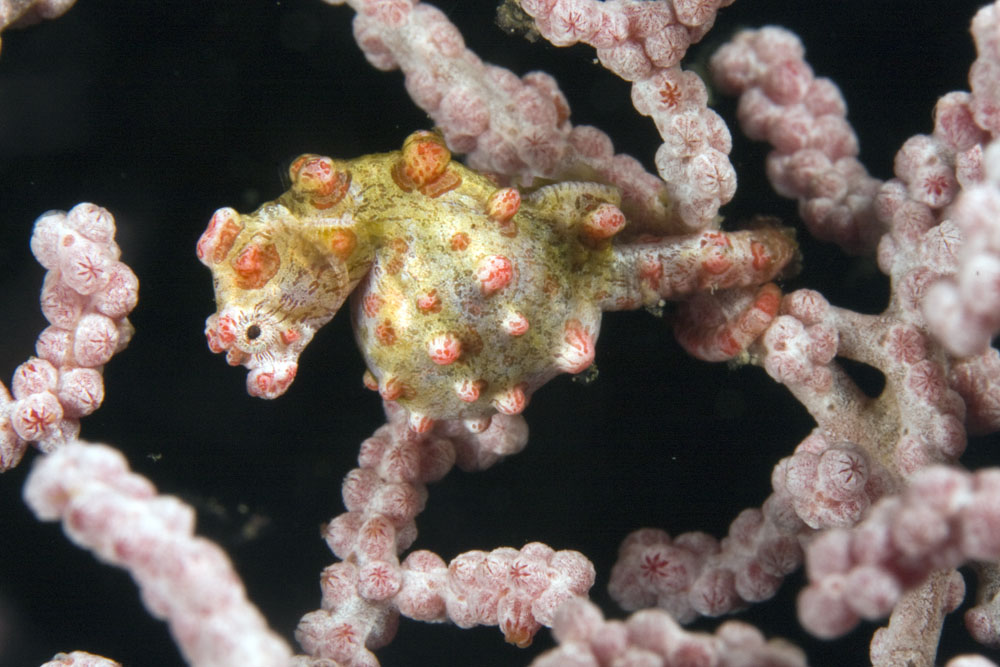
[0,0,997,665]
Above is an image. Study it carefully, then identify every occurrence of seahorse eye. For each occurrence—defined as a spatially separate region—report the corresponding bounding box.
[246,324,262,340]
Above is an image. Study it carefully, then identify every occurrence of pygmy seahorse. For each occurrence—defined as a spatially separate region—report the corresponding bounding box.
[198,131,796,433]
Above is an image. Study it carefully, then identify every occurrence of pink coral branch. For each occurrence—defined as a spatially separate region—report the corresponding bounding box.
[967,562,1000,649]
[0,0,74,33]
[2,206,303,666]
[616,4,1000,660]
[797,465,997,639]
[40,653,121,667]
[520,0,739,231]
[1,205,138,470]
[530,596,806,666]
[23,441,297,667]
[709,26,885,253]
[925,140,1000,356]
[297,402,595,664]
[871,571,970,667]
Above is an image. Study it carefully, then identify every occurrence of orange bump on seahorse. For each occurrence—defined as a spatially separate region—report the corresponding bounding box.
[198,131,796,433]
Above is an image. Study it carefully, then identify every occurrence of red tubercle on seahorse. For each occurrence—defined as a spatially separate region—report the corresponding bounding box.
[553,319,596,374]
[196,207,243,266]
[492,384,528,416]
[427,332,462,365]
[290,155,351,209]
[476,255,513,295]
[231,243,280,290]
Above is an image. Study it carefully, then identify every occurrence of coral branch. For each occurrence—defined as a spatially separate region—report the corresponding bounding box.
[40,653,121,667]
[710,26,884,253]
[603,225,795,309]
[965,562,1000,649]
[1,204,137,469]
[519,0,739,231]
[609,492,807,621]
[797,465,995,639]
[530,597,806,667]
[0,0,74,34]
[297,402,594,663]
[925,140,1000,356]
[870,571,966,667]
[23,441,295,667]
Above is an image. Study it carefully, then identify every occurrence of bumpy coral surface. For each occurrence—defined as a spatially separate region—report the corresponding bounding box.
[198,131,796,433]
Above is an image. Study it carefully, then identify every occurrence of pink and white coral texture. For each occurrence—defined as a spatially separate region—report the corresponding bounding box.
[2,0,1000,666]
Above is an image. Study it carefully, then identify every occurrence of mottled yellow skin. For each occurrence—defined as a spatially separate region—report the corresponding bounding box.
[197,132,622,430]
[353,150,624,426]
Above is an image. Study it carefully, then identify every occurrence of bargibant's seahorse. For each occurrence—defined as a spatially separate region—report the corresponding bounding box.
[198,131,796,433]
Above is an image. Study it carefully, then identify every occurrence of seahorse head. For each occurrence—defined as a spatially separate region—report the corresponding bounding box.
[196,163,367,398]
